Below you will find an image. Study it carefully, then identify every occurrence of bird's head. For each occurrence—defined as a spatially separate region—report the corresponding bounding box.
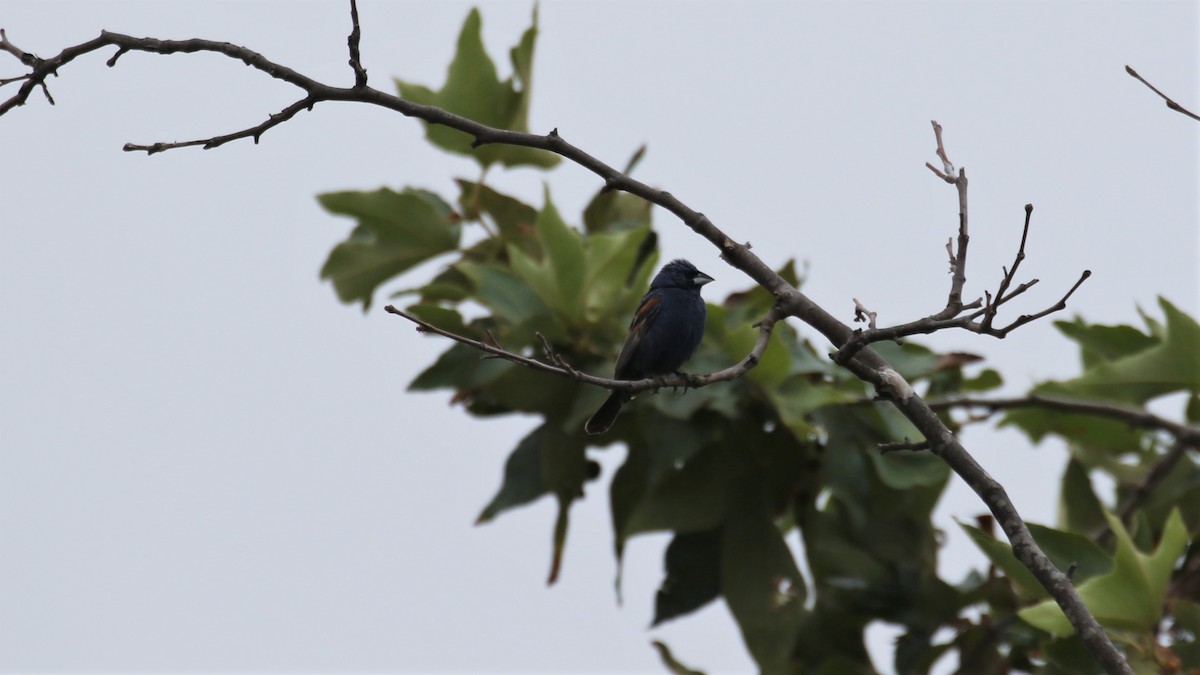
[651,259,714,291]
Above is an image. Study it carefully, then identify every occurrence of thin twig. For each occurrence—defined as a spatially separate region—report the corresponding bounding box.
[852,297,877,330]
[926,394,1200,446]
[991,270,1090,337]
[834,194,1088,363]
[384,303,786,394]
[1126,65,1200,122]
[982,204,1033,330]
[124,96,318,153]
[347,0,368,87]
[1116,441,1192,521]
[924,120,970,318]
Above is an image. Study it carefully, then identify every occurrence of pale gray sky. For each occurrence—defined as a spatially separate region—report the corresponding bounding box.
[2,1,1197,673]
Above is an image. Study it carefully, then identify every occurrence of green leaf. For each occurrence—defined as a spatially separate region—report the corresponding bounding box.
[583,147,652,234]
[866,450,950,491]
[547,493,572,584]
[720,466,806,673]
[960,522,1044,601]
[1019,509,1188,635]
[391,264,473,304]
[721,259,802,329]
[644,343,741,421]
[1129,453,1200,535]
[506,188,586,324]
[394,8,559,169]
[455,261,550,324]
[1053,298,1200,404]
[318,188,460,309]
[765,375,856,438]
[469,364,582,417]
[1041,636,1106,675]
[961,368,1003,393]
[405,303,468,336]
[1170,599,1200,667]
[620,442,726,537]
[610,418,709,558]
[961,520,1111,603]
[1054,317,1160,369]
[476,424,551,524]
[476,422,585,524]
[409,341,511,392]
[1025,523,1112,584]
[653,528,722,626]
[1058,459,1107,535]
[578,228,657,326]
[454,179,538,247]
[870,342,941,383]
[500,188,654,334]
[1001,397,1145,457]
[725,318,791,390]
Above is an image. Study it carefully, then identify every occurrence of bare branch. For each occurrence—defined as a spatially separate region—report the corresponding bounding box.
[1126,65,1200,122]
[988,269,1090,335]
[124,96,318,153]
[347,0,368,87]
[0,28,36,64]
[925,121,971,318]
[982,203,1034,329]
[833,198,1089,363]
[925,119,956,181]
[933,393,1200,544]
[927,394,1200,446]
[1085,440,1195,545]
[383,302,787,394]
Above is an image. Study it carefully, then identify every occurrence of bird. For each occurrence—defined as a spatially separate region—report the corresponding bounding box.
[585,258,713,435]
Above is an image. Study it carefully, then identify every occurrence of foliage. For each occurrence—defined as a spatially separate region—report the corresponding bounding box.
[317,8,1199,674]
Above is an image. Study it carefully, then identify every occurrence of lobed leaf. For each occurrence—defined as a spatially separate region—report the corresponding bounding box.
[318,188,460,309]
[1019,509,1188,635]
[394,8,559,169]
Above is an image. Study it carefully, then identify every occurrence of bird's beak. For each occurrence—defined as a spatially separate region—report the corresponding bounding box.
[694,271,714,286]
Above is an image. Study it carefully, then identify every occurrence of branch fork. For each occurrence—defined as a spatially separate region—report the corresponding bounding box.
[833,125,1090,365]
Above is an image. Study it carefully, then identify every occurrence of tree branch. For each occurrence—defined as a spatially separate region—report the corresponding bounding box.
[1115,440,1192,520]
[932,393,1199,545]
[0,15,1132,674]
[834,196,1090,364]
[925,120,971,319]
[347,0,368,88]
[927,394,1200,447]
[1126,65,1200,122]
[383,302,787,394]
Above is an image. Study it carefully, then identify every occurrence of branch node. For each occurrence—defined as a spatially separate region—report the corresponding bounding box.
[106,47,129,67]
[852,298,878,330]
[346,0,369,88]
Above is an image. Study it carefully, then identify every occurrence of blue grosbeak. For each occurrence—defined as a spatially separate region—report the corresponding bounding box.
[585,259,713,434]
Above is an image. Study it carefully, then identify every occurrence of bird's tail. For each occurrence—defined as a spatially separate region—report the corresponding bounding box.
[585,392,627,435]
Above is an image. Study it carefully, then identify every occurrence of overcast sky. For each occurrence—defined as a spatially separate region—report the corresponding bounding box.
[2,1,1197,673]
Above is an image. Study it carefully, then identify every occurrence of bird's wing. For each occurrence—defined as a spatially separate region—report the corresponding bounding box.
[613,292,662,378]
